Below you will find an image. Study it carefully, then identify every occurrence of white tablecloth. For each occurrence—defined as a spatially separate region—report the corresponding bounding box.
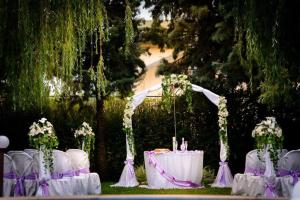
[144,150,204,189]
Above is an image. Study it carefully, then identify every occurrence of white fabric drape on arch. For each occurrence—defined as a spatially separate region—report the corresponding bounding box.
[113,83,232,187]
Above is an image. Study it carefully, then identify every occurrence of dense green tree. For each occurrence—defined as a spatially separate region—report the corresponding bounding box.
[0,0,145,178]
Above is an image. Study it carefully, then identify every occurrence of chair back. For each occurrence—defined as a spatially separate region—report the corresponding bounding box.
[4,154,14,174]
[24,149,38,157]
[244,149,265,176]
[66,149,90,170]
[52,150,73,173]
[10,152,34,177]
[7,150,24,157]
[278,150,300,171]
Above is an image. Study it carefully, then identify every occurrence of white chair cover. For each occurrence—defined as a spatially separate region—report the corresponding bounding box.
[10,152,37,196]
[24,149,38,157]
[277,150,300,197]
[244,149,265,176]
[3,154,15,197]
[66,149,101,195]
[291,181,300,200]
[7,150,24,156]
[44,150,74,196]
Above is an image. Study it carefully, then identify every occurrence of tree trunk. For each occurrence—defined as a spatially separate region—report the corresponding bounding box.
[95,97,108,180]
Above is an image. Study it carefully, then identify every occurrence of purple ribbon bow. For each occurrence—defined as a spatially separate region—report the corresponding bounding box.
[39,179,49,196]
[51,170,75,179]
[75,168,90,176]
[277,169,300,185]
[124,159,135,177]
[265,181,277,198]
[219,162,227,185]
[245,167,265,176]
[13,173,37,196]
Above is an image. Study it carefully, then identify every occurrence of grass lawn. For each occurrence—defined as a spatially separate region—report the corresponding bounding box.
[102,182,232,195]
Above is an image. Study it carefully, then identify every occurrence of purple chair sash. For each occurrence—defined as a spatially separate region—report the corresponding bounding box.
[147,151,201,188]
[39,179,49,196]
[124,159,135,178]
[75,168,90,176]
[51,170,75,179]
[245,167,265,176]
[277,169,300,185]
[265,180,277,198]
[9,172,38,196]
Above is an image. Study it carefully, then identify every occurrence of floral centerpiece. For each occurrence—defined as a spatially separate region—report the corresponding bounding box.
[218,96,229,154]
[28,117,59,172]
[252,117,284,165]
[74,122,95,157]
[161,74,193,112]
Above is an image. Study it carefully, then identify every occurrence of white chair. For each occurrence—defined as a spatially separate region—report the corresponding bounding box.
[291,181,300,200]
[10,152,38,196]
[66,149,101,194]
[277,150,300,197]
[3,154,16,197]
[46,150,74,196]
[244,149,265,176]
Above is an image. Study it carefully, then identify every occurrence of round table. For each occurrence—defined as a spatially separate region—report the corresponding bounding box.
[144,150,204,189]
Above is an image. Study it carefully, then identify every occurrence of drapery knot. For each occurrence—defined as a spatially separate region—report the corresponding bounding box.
[124,159,134,165]
[219,161,227,166]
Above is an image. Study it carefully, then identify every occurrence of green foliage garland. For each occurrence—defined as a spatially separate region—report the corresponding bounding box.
[161,74,193,112]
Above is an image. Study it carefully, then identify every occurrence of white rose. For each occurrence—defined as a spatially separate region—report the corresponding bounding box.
[39,118,47,124]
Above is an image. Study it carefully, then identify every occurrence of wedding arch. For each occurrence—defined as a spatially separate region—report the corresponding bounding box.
[113,74,233,188]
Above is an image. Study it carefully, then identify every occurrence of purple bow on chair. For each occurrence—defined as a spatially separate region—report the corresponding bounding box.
[75,168,90,176]
[245,167,265,176]
[13,172,37,196]
[265,180,277,198]
[39,179,49,196]
[51,170,75,179]
[277,169,300,185]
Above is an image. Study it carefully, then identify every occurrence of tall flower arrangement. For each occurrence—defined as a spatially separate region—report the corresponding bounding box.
[123,97,135,155]
[161,74,193,112]
[74,122,95,157]
[252,117,284,164]
[28,118,59,172]
[218,96,229,154]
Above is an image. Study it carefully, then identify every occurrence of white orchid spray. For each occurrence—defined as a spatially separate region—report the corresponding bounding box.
[252,117,284,165]
[28,117,58,172]
[74,122,95,157]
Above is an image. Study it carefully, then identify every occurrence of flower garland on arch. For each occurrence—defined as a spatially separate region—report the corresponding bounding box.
[161,74,193,112]
[123,96,136,155]
[251,117,283,165]
[217,96,229,155]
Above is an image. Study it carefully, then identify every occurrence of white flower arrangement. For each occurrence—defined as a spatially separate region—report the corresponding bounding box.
[162,74,193,112]
[252,117,284,164]
[74,122,95,157]
[28,117,58,172]
[122,97,135,155]
[218,96,229,154]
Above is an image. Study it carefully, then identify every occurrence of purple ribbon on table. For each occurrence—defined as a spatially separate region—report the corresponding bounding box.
[75,168,90,176]
[245,167,265,176]
[124,159,135,178]
[51,170,75,179]
[265,180,277,198]
[147,151,201,188]
[39,179,49,196]
[277,169,300,185]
